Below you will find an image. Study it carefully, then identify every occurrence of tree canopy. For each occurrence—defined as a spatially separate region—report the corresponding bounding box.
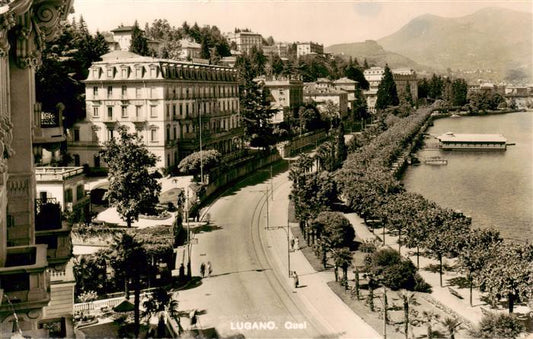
[100,126,161,227]
[36,16,109,128]
[376,64,399,110]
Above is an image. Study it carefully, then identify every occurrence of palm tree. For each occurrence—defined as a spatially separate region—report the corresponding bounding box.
[109,232,147,338]
[421,310,440,339]
[441,317,461,339]
[398,291,418,339]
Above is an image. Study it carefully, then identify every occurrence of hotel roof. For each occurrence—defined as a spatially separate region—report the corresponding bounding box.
[437,132,507,143]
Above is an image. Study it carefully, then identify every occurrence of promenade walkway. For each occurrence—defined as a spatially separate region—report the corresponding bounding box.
[264,174,380,338]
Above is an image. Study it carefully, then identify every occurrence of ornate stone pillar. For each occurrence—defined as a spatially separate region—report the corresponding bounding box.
[6,0,72,246]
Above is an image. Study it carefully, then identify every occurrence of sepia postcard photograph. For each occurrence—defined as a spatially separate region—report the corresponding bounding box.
[0,0,532,338]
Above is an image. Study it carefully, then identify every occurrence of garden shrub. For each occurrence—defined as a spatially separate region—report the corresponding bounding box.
[471,312,525,338]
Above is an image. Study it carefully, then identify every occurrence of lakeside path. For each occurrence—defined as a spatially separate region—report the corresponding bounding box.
[344,216,489,326]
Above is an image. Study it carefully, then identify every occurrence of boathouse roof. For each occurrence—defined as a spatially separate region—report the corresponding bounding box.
[437,132,507,143]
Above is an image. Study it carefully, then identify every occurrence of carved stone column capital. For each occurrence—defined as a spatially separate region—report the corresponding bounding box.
[3,0,72,68]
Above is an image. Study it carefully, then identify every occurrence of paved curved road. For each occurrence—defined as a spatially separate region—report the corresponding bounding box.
[178,167,328,338]
[177,166,379,338]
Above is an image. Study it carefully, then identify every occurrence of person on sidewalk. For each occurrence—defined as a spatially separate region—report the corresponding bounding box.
[290,237,295,251]
[200,262,206,278]
[207,261,212,277]
[294,238,300,251]
[292,271,299,288]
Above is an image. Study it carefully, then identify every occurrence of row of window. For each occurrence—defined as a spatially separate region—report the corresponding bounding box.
[93,99,239,120]
[82,115,240,144]
[165,99,238,118]
[92,64,236,82]
[91,84,238,100]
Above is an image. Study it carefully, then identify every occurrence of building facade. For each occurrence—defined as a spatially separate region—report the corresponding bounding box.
[263,43,289,59]
[226,31,263,54]
[262,76,304,124]
[178,39,201,60]
[363,67,418,113]
[304,79,349,116]
[296,42,324,58]
[333,77,358,110]
[1,0,74,338]
[110,25,135,51]
[68,50,242,169]
[35,167,87,212]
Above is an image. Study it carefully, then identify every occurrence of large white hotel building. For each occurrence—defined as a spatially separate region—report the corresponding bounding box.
[68,50,242,169]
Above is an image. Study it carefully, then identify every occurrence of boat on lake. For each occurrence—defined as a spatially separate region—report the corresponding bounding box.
[424,156,448,165]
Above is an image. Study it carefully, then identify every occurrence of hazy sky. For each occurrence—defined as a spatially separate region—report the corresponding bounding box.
[73,0,532,46]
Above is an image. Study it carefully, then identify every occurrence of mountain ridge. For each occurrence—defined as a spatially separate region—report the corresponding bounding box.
[326,7,532,82]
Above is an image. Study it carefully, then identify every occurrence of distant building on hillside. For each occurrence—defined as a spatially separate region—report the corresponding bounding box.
[68,51,242,169]
[333,77,358,110]
[226,31,263,54]
[263,43,289,59]
[363,66,418,112]
[179,39,201,60]
[110,25,135,51]
[260,75,304,124]
[297,42,324,58]
[304,79,348,116]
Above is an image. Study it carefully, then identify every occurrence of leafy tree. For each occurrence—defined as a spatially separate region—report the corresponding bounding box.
[478,241,533,313]
[422,208,470,287]
[428,74,444,100]
[455,228,502,306]
[376,65,399,110]
[271,55,284,75]
[178,149,221,181]
[451,78,468,106]
[418,78,430,100]
[331,247,352,284]
[472,312,525,338]
[130,21,151,56]
[312,211,354,268]
[109,233,148,337]
[100,126,162,227]
[315,141,335,172]
[36,18,109,128]
[200,37,211,59]
[366,248,420,291]
[344,65,369,90]
[298,105,324,132]
[73,254,108,296]
[335,122,347,168]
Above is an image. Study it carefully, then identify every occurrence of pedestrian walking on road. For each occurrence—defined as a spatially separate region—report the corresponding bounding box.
[200,262,206,278]
[292,271,299,288]
[207,261,212,277]
[294,238,300,251]
[290,237,295,251]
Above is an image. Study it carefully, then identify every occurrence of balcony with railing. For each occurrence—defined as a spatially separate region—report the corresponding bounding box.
[35,167,84,183]
[0,245,50,313]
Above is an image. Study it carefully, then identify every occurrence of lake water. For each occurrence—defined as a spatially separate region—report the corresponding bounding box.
[402,111,533,241]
